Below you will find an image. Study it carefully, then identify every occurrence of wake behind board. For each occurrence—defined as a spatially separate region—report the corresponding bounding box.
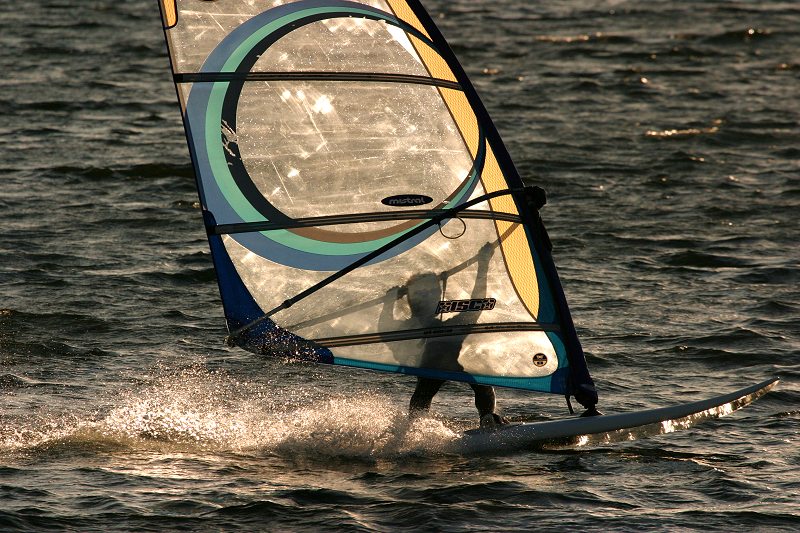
[453,378,778,454]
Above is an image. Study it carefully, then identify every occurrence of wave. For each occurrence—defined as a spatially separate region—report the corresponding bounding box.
[0,308,116,337]
[746,300,799,316]
[659,345,777,367]
[535,33,637,45]
[661,250,754,269]
[42,163,194,182]
[702,28,773,45]
[0,374,78,390]
[734,267,799,285]
[136,268,217,285]
[645,124,721,138]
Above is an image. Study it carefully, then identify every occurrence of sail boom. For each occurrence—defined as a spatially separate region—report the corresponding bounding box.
[211,209,522,235]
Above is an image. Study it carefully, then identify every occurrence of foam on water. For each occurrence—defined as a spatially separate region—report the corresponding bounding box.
[1,366,461,459]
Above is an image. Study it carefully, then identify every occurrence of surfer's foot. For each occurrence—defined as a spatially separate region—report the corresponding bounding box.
[580,406,602,417]
[479,413,509,429]
[408,407,427,419]
[575,383,599,409]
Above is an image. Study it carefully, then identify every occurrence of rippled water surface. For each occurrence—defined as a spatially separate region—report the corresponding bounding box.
[1,1,798,531]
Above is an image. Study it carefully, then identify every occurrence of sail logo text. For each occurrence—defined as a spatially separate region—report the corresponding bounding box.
[436,298,497,314]
[381,194,434,207]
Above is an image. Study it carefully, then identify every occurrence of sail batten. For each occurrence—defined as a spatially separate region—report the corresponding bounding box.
[312,322,562,348]
[174,72,462,90]
[158,0,597,400]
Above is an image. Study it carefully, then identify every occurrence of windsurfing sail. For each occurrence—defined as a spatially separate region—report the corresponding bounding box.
[157,0,598,408]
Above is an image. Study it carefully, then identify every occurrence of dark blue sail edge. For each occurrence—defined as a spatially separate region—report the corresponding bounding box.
[202,211,334,364]
[402,0,598,408]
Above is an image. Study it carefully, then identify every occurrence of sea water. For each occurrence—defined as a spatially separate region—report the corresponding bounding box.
[1,0,798,531]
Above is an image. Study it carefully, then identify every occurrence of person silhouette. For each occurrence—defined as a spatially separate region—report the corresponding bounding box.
[380,242,508,428]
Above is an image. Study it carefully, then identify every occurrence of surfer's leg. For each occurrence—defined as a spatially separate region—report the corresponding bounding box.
[471,384,509,427]
[470,383,496,417]
[409,377,445,414]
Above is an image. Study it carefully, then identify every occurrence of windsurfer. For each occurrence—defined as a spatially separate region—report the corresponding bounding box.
[381,242,508,428]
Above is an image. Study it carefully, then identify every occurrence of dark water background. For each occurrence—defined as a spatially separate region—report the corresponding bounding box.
[1,0,798,531]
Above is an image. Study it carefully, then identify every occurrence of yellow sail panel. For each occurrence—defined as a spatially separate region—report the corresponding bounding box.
[496,221,540,318]
[439,87,480,159]
[410,36,458,83]
[482,145,540,318]
[159,0,177,29]
[435,88,538,318]
[385,0,432,39]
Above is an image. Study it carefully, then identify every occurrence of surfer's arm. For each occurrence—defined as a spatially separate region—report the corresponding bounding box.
[470,242,493,300]
[379,286,405,326]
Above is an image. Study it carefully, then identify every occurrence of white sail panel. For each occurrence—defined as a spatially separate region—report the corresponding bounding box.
[162,0,397,74]
[252,18,429,75]
[235,80,475,221]
[331,331,560,379]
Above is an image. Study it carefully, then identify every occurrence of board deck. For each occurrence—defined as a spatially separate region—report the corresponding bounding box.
[451,378,778,454]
